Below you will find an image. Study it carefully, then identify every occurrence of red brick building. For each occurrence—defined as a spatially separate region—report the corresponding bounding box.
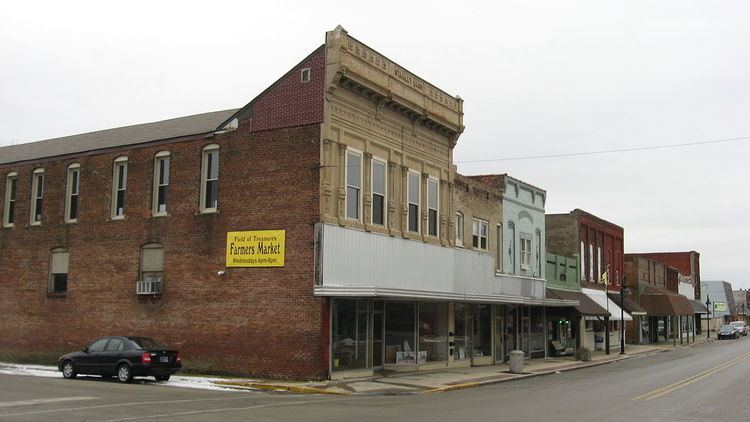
[546,209,625,291]
[635,251,701,300]
[0,42,328,379]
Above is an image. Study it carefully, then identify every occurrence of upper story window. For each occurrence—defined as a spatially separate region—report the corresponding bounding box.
[111,157,128,219]
[580,241,585,281]
[49,248,69,294]
[427,178,439,237]
[589,243,594,282]
[508,222,516,273]
[65,164,80,223]
[371,158,386,226]
[30,169,45,225]
[455,212,464,246]
[520,232,532,268]
[345,150,361,220]
[472,218,488,250]
[153,152,170,216]
[3,172,18,228]
[200,145,219,213]
[407,171,420,233]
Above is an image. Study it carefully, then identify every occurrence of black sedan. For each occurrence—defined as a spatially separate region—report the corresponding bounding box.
[717,325,740,340]
[58,336,181,383]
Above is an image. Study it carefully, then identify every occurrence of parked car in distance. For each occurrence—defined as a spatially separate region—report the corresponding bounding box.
[729,321,747,336]
[58,336,181,383]
[717,325,739,340]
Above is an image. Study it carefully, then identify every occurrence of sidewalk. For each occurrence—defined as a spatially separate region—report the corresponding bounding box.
[217,339,711,395]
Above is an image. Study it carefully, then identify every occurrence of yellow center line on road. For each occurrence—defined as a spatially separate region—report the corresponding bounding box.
[633,351,750,402]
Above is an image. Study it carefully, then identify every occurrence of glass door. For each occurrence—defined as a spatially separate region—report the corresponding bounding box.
[495,309,505,363]
[373,300,384,368]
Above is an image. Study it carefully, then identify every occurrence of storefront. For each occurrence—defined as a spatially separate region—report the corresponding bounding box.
[638,287,696,344]
[546,288,610,356]
[581,288,632,352]
[330,298,554,377]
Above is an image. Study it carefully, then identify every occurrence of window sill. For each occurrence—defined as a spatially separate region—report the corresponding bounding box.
[30,222,42,227]
[2,224,13,229]
[151,213,169,218]
[65,220,78,224]
[198,209,219,215]
[47,292,68,298]
[110,216,125,221]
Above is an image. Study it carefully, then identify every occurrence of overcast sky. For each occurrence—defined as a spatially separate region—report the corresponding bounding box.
[1,1,748,289]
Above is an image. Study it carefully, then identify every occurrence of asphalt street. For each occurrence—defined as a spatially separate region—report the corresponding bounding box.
[1,337,749,422]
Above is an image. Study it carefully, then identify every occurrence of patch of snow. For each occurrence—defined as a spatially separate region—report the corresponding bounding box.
[0,361,256,392]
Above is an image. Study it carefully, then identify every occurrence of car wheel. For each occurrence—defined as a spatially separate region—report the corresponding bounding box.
[62,360,77,379]
[116,364,133,383]
[155,375,170,382]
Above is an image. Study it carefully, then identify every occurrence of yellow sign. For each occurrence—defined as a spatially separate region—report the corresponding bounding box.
[226,230,285,267]
[713,302,727,312]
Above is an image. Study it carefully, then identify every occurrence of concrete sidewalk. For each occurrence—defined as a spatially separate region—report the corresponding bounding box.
[216,338,712,395]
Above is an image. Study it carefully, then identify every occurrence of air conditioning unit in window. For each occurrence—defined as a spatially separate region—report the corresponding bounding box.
[136,280,162,295]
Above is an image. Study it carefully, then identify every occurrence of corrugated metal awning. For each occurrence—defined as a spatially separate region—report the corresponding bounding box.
[640,286,695,316]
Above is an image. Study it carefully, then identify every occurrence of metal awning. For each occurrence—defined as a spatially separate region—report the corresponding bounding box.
[689,299,709,314]
[547,288,610,317]
[640,286,695,316]
[608,293,648,316]
[582,288,633,321]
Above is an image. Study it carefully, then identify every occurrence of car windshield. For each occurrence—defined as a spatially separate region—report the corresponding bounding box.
[128,337,166,349]
[730,322,745,327]
[720,325,734,330]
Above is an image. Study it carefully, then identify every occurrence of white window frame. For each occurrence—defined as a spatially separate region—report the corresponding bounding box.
[472,218,488,250]
[30,168,45,226]
[520,232,532,268]
[49,248,69,294]
[152,151,170,216]
[65,164,80,223]
[597,246,602,281]
[200,144,220,213]
[370,156,386,226]
[427,177,439,237]
[111,157,128,219]
[3,171,18,228]
[345,149,362,220]
[407,171,420,233]
[455,212,464,246]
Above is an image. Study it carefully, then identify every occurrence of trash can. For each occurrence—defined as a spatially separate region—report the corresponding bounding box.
[509,350,525,374]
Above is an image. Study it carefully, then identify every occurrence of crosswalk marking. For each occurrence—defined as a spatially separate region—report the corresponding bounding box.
[0,397,98,408]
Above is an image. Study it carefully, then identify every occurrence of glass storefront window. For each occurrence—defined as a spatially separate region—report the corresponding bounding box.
[454,303,470,360]
[473,304,492,357]
[332,299,370,370]
[419,302,448,362]
[385,302,416,364]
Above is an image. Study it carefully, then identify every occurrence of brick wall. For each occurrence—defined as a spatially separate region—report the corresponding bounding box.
[0,120,326,379]
[0,40,332,378]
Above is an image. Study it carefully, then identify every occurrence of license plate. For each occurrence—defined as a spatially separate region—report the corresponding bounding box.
[160,356,169,363]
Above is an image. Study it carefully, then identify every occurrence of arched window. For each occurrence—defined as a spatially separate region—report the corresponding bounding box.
[3,171,18,227]
[200,145,219,213]
[65,163,80,223]
[30,168,45,225]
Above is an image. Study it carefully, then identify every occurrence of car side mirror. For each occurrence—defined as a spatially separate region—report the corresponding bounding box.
[82,348,89,353]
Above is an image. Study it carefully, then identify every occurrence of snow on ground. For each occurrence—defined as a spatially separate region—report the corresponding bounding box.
[0,362,254,392]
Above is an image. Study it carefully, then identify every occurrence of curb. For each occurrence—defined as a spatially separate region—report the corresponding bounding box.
[215,381,347,395]
[216,348,671,396]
